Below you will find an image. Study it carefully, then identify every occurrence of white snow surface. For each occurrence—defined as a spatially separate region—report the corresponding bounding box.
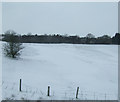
[2,42,118,100]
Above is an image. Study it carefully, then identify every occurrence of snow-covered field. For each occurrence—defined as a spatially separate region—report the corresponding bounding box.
[2,42,118,100]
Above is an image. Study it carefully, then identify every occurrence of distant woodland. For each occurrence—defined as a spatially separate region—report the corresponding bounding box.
[2,32,120,45]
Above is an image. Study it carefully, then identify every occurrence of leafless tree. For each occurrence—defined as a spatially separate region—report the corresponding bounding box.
[3,30,23,58]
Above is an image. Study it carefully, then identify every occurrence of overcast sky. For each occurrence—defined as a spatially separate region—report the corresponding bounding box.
[2,2,118,37]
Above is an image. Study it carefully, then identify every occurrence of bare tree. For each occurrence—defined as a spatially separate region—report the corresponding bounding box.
[3,30,23,58]
[86,33,95,38]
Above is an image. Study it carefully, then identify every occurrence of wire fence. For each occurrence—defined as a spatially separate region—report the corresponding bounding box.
[2,80,118,100]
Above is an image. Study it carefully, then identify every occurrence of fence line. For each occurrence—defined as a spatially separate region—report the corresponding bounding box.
[2,80,118,100]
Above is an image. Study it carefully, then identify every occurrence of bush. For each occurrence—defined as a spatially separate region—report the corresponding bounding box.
[3,30,23,58]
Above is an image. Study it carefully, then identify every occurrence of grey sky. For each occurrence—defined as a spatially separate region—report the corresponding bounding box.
[2,2,118,37]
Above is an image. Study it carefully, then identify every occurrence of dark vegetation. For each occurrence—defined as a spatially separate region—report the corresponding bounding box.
[2,31,120,45]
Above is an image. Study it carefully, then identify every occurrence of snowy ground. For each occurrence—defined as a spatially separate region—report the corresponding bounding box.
[2,42,118,100]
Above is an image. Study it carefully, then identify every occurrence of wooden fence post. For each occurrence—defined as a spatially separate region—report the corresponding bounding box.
[47,86,50,96]
[76,87,79,99]
[19,79,22,92]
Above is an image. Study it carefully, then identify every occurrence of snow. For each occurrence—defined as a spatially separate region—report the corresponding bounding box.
[2,42,118,100]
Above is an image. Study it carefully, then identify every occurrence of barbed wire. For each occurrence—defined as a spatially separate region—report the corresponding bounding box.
[2,81,118,100]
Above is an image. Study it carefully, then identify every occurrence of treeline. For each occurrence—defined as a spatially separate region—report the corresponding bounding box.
[2,32,120,44]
